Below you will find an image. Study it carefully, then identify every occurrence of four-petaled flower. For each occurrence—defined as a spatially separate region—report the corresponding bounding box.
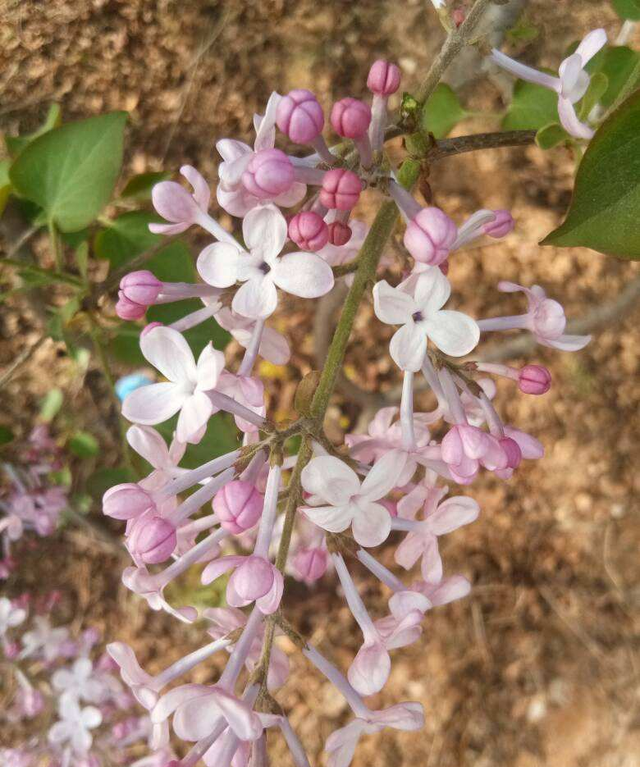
[48,693,102,755]
[122,326,225,444]
[301,450,407,547]
[197,205,334,320]
[373,268,479,371]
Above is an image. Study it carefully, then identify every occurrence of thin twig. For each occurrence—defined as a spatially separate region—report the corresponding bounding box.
[416,0,495,105]
[427,129,536,161]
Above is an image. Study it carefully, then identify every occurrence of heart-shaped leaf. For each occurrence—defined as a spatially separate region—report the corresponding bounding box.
[541,90,640,259]
[10,112,127,232]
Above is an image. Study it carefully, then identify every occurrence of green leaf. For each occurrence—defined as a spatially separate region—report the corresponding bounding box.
[10,112,127,232]
[578,72,609,120]
[0,425,14,446]
[40,388,64,421]
[506,18,539,44]
[119,171,171,201]
[86,466,135,498]
[420,84,467,138]
[93,210,159,270]
[4,104,62,157]
[541,90,640,259]
[68,431,99,458]
[612,0,640,19]
[0,159,11,217]
[535,122,570,150]
[156,413,238,470]
[502,78,559,130]
[587,46,640,109]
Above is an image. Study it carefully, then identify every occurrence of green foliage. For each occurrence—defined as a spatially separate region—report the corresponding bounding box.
[86,466,135,498]
[535,123,570,150]
[506,18,539,44]
[119,171,171,201]
[0,425,14,446]
[542,90,640,259]
[156,413,239,470]
[0,160,11,217]
[578,72,609,120]
[4,104,62,157]
[10,112,127,232]
[94,210,159,270]
[420,84,467,138]
[40,389,64,422]
[612,0,640,19]
[502,79,559,130]
[587,46,640,109]
[68,431,100,458]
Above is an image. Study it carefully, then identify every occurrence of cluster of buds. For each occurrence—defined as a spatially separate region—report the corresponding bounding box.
[1,426,69,579]
[101,46,594,767]
[0,594,171,766]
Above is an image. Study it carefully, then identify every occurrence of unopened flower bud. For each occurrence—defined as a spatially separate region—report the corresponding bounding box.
[293,547,328,583]
[328,221,352,246]
[119,271,162,306]
[367,60,401,96]
[16,688,45,718]
[213,480,263,535]
[128,516,177,564]
[320,169,362,210]
[102,483,155,521]
[242,148,294,199]
[499,437,522,469]
[483,209,514,239]
[404,207,457,266]
[330,98,371,139]
[288,211,329,251]
[115,293,146,321]
[518,365,552,395]
[276,89,325,144]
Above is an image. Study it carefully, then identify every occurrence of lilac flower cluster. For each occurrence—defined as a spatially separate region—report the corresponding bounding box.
[1,426,69,579]
[0,594,171,767]
[102,54,594,767]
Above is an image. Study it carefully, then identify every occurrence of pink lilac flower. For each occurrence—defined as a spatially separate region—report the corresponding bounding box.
[373,268,480,369]
[300,450,408,547]
[48,693,103,755]
[197,204,334,320]
[122,326,225,444]
[491,29,607,139]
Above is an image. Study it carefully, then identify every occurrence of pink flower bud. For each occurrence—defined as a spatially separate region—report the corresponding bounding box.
[452,8,466,27]
[293,547,328,583]
[4,641,20,659]
[483,209,514,239]
[102,483,155,521]
[116,293,146,321]
[328,221,352,246]
[119,271,162,306]
[330,98,372,139]
[213,480,263,535]
[141,321,163,337]
[367,60,402,96]
[499,437,522,469]
[518,365,552,395]
[276,89,324,144]
[129,516,177,564]
[439,259,450,276]
[288,211,329,251]
[320,169,362,210]
[242,148,294,199]
[404,207,457,266]
[151,180,200,229]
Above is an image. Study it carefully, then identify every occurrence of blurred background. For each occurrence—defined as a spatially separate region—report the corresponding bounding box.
[1,1,639,765]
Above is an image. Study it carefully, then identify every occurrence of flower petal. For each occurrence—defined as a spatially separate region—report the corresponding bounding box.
[413,268,451,314]
[122,383,186,425]
[352,501,392,547]
[490,48,560,92]
[271,252,335,298]
[373,280,416,325]
[557,96,594,139]
[195,343,225,392]
[348,641,391,696]
[198,242,242,288]
[422,310,479,357]
[301,456,361,505]
[389,322,426,372]
[427,496,480,535]
[243,204,288,263]
[176,391,213,443]
[141,326,197,382]
[303,504,354,534]
[360,449,408,500]
[574,28,607,66]
[232,276,278,319]
[126,425,170,469]
[180,165,210,211]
